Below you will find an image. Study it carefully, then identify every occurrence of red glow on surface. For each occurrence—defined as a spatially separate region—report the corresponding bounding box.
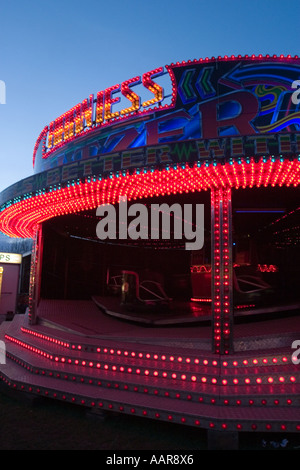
[5,320,296,397]
[1,156,299,238]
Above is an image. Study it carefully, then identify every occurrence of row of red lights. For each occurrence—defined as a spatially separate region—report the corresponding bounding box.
[5,351,300,408]
[4,324,300,431]
[1,156,299,239]
[5,334,297,387]
[20,327,70,348]
[212,188,222,354]
[170,54,299,68]
[222,188,232,354]
[1,373,299,433]
[20,326,291,368]
[211,187,233,354]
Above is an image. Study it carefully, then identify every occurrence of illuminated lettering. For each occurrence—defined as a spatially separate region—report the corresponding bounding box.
[146,148,157,165]
[121,150,143,169]
[81,159,97,176]
[199,91,259,139]
[257,264,278,273]
[47,96,95,151]
[197,140,225,158]
[101,155,113,171]
[37,66,169,158]
[231,137,244,156]
[279,135,292,153]
[247,135,276,154]
[53,115,65,146]
[145,110,191,146]
[207,140,225,158]
[74,103,83,135]
[142,67,164,107]
[64,108,75,140]
[122,152,132,168]
[95,90,104,124]
[196,141,210,158]
[121,77,141,115]
[35,58,300,168]
[159,146,172,162]
[61,163,78,182]
[47,121,55,149]
[104,84,121,121]
[81,94,94,128]
[103,127,139,153]
[46,168,61,186]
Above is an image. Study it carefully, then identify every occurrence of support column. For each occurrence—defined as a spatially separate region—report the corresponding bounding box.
[211,187,234,355]
[28,224,44,325]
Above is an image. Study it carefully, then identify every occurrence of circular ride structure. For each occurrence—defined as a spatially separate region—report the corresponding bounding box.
[1,54,300,352]
[0,54,300,442]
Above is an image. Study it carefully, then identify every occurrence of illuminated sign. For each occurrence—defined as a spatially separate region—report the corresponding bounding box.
[33,55,300,174]
[33,67,173,167]
[1,132,298,204]
[0,253,22,264]
[1,55,300,239]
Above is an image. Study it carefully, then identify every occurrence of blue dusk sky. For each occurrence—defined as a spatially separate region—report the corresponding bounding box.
[0,0,299,192]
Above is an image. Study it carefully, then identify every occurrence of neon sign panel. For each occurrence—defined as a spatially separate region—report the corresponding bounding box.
[33,55,300,174]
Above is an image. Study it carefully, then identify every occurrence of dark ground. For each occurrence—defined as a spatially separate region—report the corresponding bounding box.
[0,384,299,451]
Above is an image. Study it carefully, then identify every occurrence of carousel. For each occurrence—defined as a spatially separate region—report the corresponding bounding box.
[0,54,299,448]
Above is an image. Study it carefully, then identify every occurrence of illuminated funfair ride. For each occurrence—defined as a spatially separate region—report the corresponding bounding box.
[0,55,300,445]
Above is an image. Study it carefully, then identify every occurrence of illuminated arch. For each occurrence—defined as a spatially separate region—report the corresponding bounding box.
[0,154,299,239]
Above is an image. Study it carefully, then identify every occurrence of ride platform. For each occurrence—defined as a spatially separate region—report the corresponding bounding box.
[0,299,299,445]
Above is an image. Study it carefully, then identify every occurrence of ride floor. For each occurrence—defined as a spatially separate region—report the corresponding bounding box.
[0,297,299,440]
[35,297,300,352]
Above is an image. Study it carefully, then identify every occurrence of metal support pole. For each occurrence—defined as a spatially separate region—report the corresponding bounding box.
[211,187,234,355]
